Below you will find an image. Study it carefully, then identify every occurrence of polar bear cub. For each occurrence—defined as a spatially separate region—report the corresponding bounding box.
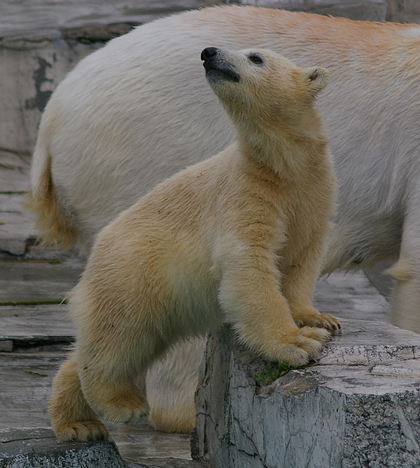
[49,47,340,441]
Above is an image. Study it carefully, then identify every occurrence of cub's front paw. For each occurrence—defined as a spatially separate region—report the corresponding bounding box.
[293,307,341,333]
[268,326,331,366]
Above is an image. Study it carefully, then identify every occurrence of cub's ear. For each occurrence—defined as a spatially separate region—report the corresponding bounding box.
[302,67,329,98]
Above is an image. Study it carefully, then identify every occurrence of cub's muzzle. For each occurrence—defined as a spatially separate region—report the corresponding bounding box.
[201,47,240,83]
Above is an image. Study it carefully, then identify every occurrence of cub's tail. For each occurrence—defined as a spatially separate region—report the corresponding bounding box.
[25,134,78,248]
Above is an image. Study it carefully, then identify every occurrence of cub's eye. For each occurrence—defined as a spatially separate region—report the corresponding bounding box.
[248,53,264,65]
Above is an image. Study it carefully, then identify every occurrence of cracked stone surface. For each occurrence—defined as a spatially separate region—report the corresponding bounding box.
[0,428,125,468]
[194,324,420,468]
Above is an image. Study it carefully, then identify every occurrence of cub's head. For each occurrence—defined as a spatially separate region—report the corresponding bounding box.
[201,47,328,132]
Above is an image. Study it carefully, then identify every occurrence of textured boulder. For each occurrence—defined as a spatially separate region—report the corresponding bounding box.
[194,321,420,468]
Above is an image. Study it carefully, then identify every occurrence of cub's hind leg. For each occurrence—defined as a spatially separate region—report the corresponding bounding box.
[50,353,109,441]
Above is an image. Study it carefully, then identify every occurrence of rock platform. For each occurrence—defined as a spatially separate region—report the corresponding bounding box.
[194,319,420,468]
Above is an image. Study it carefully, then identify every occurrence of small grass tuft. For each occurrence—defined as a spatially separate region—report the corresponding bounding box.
[252,362,301,386]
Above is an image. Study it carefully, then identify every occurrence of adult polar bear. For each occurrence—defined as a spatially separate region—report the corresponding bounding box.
[29,6,420,433]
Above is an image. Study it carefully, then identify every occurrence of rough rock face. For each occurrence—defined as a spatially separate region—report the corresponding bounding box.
[386,0,420,23]
[193,322,420,468]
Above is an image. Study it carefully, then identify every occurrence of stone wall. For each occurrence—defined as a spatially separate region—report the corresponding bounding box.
[386,0,420,23]
[237,0,387,21]
[0,35,101,157]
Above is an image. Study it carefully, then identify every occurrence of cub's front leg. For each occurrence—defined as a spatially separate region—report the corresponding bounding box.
[217,245,331,366]
[281,236,341,333]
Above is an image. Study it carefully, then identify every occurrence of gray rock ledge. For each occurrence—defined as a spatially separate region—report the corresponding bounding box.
[194,320,420,468]
[0,428,125,468]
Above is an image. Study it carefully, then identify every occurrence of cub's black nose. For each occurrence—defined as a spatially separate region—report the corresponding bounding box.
[201,47,219,62]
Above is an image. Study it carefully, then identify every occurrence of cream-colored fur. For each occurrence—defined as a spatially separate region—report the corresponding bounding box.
[49,47,340,441]
[30,6,420,434]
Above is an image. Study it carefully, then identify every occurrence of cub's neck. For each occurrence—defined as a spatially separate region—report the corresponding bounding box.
[234,107,329,178]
